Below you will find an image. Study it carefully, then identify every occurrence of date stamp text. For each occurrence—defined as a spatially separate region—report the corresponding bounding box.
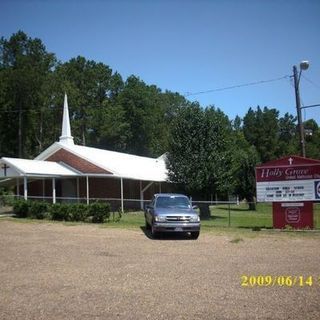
[241,275,320,287]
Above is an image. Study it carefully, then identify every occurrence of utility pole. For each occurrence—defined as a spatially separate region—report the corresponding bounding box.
[293,62,309,158]
[293,65,306,157]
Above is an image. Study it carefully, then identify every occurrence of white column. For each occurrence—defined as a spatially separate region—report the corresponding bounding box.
[140,181,143,210]
[23,176,28,200]
[86,176,89,205]
[52,178,56,204]
[120,178,124,212]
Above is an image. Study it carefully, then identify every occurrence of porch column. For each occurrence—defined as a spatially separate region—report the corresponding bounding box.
[86,176,89,205]
[120,178,124,212]
[23,176,28,200]
[140,181,143,210]
[52,178,56,204]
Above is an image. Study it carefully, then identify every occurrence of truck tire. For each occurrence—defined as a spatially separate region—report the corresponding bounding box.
[190,231,200,240]
[151,223,159,239]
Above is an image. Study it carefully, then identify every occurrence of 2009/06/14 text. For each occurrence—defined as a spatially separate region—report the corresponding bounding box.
[241,275,319,287]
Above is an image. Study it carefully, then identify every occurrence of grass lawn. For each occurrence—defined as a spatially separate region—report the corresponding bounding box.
[104,202,320,231]
[2,203,319,234]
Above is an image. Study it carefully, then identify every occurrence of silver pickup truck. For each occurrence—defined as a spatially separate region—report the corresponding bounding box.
[144,193,200,239]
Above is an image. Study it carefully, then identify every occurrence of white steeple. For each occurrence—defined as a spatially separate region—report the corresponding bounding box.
[59,93,74,145]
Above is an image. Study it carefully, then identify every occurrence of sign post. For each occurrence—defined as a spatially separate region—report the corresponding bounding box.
[256,156,320,229]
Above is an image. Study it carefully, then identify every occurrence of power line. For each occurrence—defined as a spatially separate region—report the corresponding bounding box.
[184,75,291,97]
[301,74,320,89]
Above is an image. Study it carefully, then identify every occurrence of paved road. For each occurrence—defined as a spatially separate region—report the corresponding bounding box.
[0,220,319,319]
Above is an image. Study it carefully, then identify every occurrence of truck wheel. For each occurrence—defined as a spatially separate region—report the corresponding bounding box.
[151,223,159,239]
[190,231,200,240]
[145,219,151,230]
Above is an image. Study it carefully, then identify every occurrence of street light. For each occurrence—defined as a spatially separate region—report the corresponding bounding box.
[293,60,309,158]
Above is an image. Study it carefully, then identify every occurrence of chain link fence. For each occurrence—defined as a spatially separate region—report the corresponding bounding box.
[1,194,319,229]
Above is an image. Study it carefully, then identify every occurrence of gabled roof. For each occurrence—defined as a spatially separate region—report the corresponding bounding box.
[35,142,168,182]
[0,157,79,177]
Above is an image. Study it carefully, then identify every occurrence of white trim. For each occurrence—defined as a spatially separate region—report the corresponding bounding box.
[142,181,154,193]
[140,181,154,210]
[34,142,62,161]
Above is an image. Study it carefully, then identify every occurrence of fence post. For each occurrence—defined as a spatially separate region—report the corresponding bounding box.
[228,202,231,227]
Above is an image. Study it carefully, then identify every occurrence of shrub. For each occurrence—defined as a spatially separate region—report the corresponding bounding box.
[29,201,49,220]
[89,202,111,223]
[50,203,70,221]
[0,188,15,206]
[13,199,31,218]
[69,203,88,222]
[12,199,112,224]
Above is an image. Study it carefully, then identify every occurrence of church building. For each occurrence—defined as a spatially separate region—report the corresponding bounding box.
[0,95,171,211]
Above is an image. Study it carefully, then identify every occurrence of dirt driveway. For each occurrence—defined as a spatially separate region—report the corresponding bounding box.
[0,220,319,320]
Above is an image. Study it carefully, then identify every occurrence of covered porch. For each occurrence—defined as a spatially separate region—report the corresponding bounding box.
[0,157,170,211]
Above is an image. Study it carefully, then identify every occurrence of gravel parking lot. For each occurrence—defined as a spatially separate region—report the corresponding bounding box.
[0,220,319,320]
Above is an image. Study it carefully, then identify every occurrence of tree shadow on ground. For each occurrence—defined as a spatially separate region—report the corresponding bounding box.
[216,207,253,212]
[210,215,227,220]
[238,226,273,230]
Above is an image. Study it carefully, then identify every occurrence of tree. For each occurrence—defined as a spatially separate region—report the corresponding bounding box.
[0,31,56,158]
[167,104,234,201]
[243,106,280,163]
[115,76,182,157]
[54,56,114,146]
[304,119,320,159]
[90,101,130,152]
[228,116,260,209]
[278,112,298,156]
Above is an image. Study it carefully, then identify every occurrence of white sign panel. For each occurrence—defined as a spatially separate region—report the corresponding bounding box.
[257,179,320,202]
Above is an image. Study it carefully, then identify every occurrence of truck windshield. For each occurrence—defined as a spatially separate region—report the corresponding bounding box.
[156,196,190,208]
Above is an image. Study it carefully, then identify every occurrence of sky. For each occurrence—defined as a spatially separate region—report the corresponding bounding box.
[1,0,320,122]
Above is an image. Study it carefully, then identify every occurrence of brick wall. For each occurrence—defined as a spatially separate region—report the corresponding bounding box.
[20,177,172,209]
[47,148,111,174]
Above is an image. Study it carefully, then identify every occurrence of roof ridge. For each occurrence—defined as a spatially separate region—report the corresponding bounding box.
[71,144,162,161]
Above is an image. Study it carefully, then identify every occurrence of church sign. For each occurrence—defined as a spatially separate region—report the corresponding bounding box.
[256,156,320,202]
[256,156,320,229]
